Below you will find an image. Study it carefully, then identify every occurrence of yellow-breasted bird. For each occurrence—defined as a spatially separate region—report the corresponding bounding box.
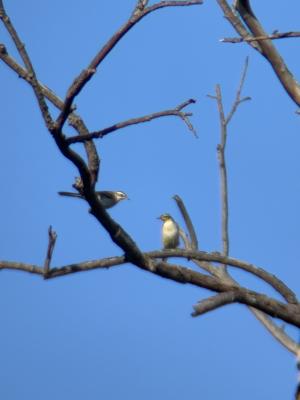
[158,214,180,250]
[58,190,128,209]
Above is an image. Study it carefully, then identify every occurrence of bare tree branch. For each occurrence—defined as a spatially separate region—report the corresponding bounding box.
[172,195,222,277]
[221,31,300,43]
[216,0,262,53]
[1,255,299,327]
[173,194,198,249]
[225,57,251,125]
[208,58,250,273]
[1,249,297,304]
[192,291,237,316]
[217,0,300,106]
[0,1,205,275]
[44,226,57,277]
[0,47,100,185]
[250,309,299,354]
[208,58,300,352]
[66,99,197,144]
[56,0,203,129]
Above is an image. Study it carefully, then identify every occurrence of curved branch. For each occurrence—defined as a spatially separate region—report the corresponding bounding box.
[1,256,299,327]
[192,292,237,316]
[1,249,297,305]
[173,194,198,249]
[148,249,298,304]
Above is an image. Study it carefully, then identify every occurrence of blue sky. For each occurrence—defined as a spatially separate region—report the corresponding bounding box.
[1,1,300,399]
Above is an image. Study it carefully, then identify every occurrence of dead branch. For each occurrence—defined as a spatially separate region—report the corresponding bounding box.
[44,226,57,276]
[1,249,297,304]
[192,291,237,316]
[1,254,299,327]
[173,194,198,250]
[56,0,203,129]
[66,99,197,144]
[221,31,300,43]
[217,0,300,106]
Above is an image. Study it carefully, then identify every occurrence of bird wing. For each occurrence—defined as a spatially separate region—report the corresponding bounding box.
[97,191,114,200]
[58,191,83,198]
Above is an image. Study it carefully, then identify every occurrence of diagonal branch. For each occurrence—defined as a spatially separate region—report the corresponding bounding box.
[217,0,300,106]
[66,99,197,144]
[216,0,262,53]
[0,1,53,129]
[0,47,100,185]
[0,2,156,273]
[192,291,237,316]
[173,194,198,250]
[225,56,251,125]
[56,0,203,129]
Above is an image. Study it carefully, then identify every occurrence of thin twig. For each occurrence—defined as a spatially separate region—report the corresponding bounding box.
[225,56,250,125]
[66,99,197,144]
[44,226,57,276]
[221,31,300,43]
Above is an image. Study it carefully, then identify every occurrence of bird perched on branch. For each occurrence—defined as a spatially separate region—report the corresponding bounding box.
[58,190,128,209]
[158,214,180,250]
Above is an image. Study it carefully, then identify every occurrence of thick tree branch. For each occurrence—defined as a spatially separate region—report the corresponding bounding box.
[1,249,297,304]
[192,291,237,316]
[1,255,299,327]
[216,0,262,53]
[0,5,154,273]
[217,0,300,106]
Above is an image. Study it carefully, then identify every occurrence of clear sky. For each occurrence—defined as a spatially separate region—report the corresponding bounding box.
[1,1,300,399]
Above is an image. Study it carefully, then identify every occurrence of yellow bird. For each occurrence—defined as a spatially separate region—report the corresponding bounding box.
[158,214,180,249]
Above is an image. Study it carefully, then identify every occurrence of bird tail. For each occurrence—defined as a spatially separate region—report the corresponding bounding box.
[58,191,83,199]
